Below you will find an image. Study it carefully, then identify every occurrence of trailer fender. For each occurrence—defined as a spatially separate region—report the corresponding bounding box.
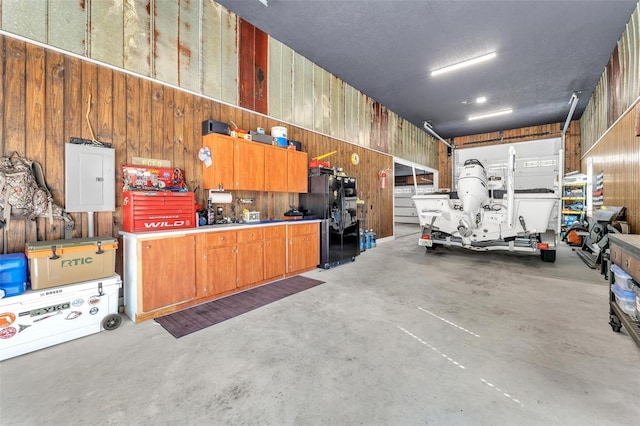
[539,229,557,249]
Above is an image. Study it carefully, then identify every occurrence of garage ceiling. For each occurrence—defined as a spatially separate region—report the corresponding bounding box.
[216,0,637,139]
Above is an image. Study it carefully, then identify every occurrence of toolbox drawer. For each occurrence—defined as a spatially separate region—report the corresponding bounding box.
[123,191,195,233]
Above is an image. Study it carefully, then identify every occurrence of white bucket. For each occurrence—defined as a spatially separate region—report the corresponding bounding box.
[271,126,287,138]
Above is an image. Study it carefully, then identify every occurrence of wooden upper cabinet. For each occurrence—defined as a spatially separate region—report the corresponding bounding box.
[288,150,309,193]
[202,134,235,190]
[234,139,265,190]
[264,146,288,192]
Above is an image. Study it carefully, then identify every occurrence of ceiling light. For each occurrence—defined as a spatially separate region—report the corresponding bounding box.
[257,0,268,6]
[476,96,487,104]
[468,109,512,121]
[431,52,496,77]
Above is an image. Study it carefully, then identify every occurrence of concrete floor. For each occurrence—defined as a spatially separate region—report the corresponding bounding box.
[1,223,639,425]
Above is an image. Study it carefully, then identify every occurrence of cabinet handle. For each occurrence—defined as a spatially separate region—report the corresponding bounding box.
[220,237,225,241]
[625,259,630,268]
[145,245,151,249]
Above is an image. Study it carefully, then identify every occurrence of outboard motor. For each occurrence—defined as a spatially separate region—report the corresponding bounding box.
[457,159,489,237]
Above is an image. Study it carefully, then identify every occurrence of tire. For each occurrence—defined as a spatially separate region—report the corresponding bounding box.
[540,249,556,263]
[102,314,122,331]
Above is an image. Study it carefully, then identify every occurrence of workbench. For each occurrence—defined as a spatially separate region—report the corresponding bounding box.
[608,234,640,348]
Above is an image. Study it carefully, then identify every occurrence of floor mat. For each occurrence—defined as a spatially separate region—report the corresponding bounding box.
[154,276,325,338]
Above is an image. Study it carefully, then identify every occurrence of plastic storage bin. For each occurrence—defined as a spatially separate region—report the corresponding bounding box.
[611,264,633,291]
[611,284,637,317]
[0,253,28,297]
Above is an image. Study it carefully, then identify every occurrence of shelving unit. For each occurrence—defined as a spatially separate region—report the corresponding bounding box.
[561,181,586,227]
[608,234,640,348]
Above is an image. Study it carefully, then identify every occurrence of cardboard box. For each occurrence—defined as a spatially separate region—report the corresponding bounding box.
[25,237,118,290]
[122,190,196,233]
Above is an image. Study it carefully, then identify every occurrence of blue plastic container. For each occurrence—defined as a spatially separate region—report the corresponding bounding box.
[365,230,372,250]
[273,136,287,147]
[0,253,28,297]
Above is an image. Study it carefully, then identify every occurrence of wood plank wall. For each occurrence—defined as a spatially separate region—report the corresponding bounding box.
[581,104,640,233]
[0,35,393,272]
[437,121,581,189]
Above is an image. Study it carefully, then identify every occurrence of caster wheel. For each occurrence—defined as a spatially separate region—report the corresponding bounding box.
[351,256,356,262]
[102,314,122,331]
[611,324,621,332]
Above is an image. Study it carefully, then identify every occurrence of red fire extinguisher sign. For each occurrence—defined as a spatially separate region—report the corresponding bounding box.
[379,170,387,189]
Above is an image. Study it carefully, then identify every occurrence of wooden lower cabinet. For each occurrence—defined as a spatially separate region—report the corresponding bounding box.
[237,228,265,288]
[196,231,237,297]
[124,221,320,322]
[287,223,320,274]
[140,235,196,313]
[264,225,286,280]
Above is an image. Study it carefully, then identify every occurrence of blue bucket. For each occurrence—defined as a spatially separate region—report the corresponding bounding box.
[273,136,287,147]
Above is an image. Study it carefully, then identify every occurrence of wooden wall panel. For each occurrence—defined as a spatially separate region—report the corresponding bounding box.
[582,104,640,233]
[437,122,581,189]
[0,34,394,263]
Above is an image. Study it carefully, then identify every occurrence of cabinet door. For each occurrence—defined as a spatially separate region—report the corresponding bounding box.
[264,237,286,280]
[288,150,308,193]
[141,235,196,312]
[304,228,320,269]
[237,241,264,287]
[264,146,288,192]
[234,139,265,190]
[202,134,235,190]
[205,245,238,295]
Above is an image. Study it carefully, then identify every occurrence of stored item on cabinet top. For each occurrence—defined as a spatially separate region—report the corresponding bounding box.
[309,150,337,169]
[249,131,273,144]
[202,119,230,136]
[25,237,118,290]
[122,165,187,192]
[122,191,196,233]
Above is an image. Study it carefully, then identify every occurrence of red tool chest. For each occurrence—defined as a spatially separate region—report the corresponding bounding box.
[122,191,196,233]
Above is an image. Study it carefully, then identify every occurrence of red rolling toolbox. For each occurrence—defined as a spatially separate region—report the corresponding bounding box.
[122,191,196,233]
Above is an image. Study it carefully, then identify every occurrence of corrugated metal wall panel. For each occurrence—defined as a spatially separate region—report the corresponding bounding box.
[48,0,86,55]
[154,1,179,86]
[123,0,152,76]
[330,75,345,140]
[344,83,358,143]
[201,0,223,99]
[177,0,201,92]
[302,55,314,129]
[1,0,47,43]
[268,38,283,120]
[90,0,124,68]
[312,63,323,133]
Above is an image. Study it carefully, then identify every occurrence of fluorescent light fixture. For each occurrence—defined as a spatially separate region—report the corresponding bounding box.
[257,0,268,6]
[476,96,487,104]
[468,109,513,121]
[431,52,496,77]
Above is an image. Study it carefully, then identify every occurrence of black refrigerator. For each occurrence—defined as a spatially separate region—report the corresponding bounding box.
[300,172,360,269]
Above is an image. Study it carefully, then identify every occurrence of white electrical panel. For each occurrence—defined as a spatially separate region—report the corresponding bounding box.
[65,143,116,212]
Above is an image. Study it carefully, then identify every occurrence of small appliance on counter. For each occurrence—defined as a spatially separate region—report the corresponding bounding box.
[242,211,260,222]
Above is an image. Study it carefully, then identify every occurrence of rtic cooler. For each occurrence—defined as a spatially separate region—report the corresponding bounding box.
[25,237,118,290]
[122,190,196,233]
[0,253,29,297]
[0,274,122,361]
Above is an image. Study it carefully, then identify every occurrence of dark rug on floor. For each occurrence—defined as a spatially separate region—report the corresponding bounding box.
[155,276,325,338]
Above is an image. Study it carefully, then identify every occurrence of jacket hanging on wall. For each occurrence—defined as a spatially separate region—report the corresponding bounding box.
[0,152,74,252]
